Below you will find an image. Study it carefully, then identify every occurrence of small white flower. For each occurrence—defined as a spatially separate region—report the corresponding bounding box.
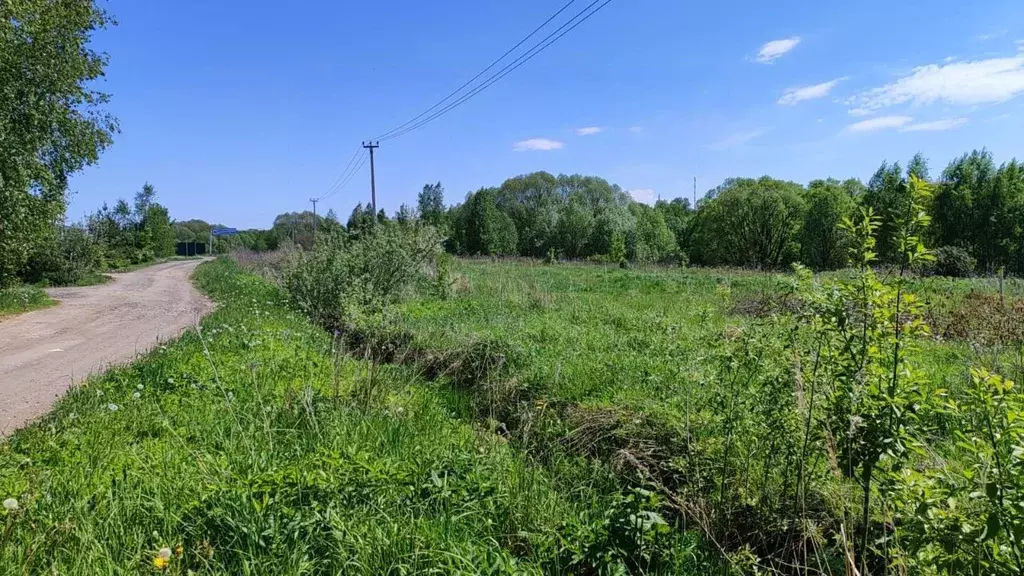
[107,403,119,412]
[136,384,144,391]
[226,392,235,401]
[133,392,141,399]
[158,547,172,560]
[3,498,18,511]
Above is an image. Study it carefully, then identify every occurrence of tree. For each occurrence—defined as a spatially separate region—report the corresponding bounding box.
[801,179,856,270]
[418,182,445,227]
[143,204,175,258]
[656,198,692,258]
[462,188,518,256]
[556,201,595,258]
[863,160,913,264]
[691,177,806,268]
[629,203,676,264]
[0,1,117,286]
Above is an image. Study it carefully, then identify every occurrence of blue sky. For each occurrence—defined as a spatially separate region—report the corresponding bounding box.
[68,0,1024,228]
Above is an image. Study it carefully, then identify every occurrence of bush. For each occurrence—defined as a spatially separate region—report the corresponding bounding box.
[284,223,444,331]
[931,245,976,277]
[21,227,100,286]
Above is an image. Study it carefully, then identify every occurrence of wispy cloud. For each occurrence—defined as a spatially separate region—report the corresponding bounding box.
[575,126,604,136]
[707,128,769,150]
[976,30,1007,41]
[848,107,873,117]
[778,77,846,105]
[845,115,913,133]
[627,189,657,205]
[513,138,564,152]
[900,117,969,132]
[628,126,643,133]
[755,37,801,64]
[847,51,1024,113]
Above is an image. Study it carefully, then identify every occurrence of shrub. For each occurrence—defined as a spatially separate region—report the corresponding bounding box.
[931,245,976,277]
[21,227,100,286]
[284,223,444,331]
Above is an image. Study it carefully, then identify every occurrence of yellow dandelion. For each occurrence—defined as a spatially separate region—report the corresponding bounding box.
[153,547,172,571]
[174,544,183,558]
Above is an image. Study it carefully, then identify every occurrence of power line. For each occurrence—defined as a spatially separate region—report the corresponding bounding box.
[320,146,363,200]
[377,0,615,142]
[322,153,368,203]
[372,0,579,141]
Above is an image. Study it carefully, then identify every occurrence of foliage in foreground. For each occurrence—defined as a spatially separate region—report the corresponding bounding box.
[0,258,707,575]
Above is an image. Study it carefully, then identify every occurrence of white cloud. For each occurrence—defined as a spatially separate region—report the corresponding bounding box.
[848,52,1024,113]
[707,128,769,150]
[627,189,657,205]
[628,126,643,133]
[513,138,564,152]
[845,115,913,133]
[755,37,801,64]
[778,77,846,105]
[848,107,873,117]
[900,117,969,132]
[575,126,604,136]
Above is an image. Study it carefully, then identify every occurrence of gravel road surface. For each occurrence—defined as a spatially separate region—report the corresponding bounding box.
[0,259,212,434]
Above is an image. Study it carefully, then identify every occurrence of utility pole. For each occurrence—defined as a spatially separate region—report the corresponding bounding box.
[310,197,319,245]
[693,176,697,208]
[362,141,379,216]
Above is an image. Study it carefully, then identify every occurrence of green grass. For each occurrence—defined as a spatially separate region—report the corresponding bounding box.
[0,285,57,318]
[0,258,707,575]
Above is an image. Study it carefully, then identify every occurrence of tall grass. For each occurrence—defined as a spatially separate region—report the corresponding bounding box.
[0,258,709,574]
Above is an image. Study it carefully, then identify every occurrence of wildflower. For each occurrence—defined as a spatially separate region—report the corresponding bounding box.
[107,403,119,412]
[3,498,18,511]
[174,544,183,557]
[133,392,141,399]
[226,392,234,401]
[136,384,144,391]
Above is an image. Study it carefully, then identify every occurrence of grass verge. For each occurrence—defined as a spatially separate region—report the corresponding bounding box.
[0,286,57,319]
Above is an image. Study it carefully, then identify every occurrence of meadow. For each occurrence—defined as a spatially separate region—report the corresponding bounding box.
[4,242,1024,574]
[0,258,708,575]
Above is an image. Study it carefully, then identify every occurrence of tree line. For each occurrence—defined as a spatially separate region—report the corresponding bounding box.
[404,150,1024,276]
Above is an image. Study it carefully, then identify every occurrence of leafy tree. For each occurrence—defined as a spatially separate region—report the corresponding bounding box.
[0,0,117,285]
[345,204,375,238]
[655,198,692,258]
[691,177,806,268]
[628,203,676,264]
[462,188,518,256]
[143,204,175,258]
[417,182,446,227]
[800,179,855,270]
[556,201,595,259]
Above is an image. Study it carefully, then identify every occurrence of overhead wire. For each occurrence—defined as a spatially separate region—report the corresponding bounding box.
[319,145,363,201]
[371,0,579,141]
[322,153,368,203]
[376,0,615,143]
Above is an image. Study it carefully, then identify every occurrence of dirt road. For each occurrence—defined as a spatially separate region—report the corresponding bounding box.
[0,260,212,434]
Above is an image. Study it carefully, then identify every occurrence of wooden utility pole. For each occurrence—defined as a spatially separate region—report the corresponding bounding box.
[362,141,379,215]
[310,197,319,245]
[693,176,697,207]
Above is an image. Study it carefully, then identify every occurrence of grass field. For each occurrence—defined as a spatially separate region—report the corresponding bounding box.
[0,259,708,574]
[0,286,57,319]
[5,255,1024,573]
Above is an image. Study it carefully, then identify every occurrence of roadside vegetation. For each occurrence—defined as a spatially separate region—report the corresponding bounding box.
[0,286,56,318]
